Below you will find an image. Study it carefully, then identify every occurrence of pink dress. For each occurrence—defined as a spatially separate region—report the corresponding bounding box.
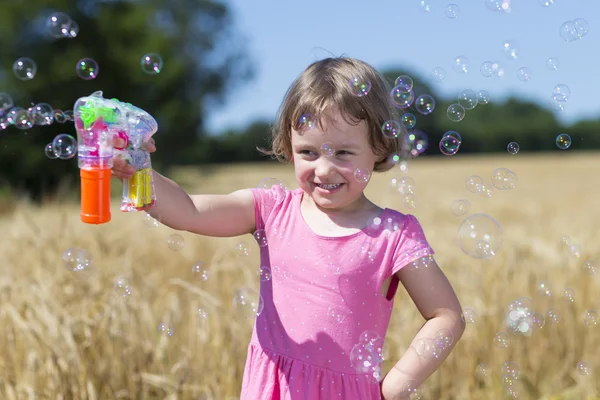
[241,186,434,400]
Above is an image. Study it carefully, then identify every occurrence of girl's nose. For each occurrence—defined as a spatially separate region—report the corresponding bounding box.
[314,157,336,179]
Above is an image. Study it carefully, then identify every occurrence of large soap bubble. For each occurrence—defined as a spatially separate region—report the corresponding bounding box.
[457,214,503,259]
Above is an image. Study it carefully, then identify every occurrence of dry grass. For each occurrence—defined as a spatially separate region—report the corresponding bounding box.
[0,152,599,399]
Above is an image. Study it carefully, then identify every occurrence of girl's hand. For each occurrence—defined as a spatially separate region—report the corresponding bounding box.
[111,137,157,180]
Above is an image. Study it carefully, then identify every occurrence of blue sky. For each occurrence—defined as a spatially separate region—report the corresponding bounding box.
[206,0,599,134]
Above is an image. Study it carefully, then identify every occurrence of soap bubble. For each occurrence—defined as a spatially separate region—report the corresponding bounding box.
[0,93,14,111]
[574,18,589,38]
[113,277,133,297]
[507,142,520,155]
[52,133,77,159]
[556,133,571,150]
[168,234,185,251]
[447,103,466,122]
[394,75,413,91]
[431,67,445,81]
[297,113,315,131]
[8,108,34,130]
[439,131,461,156]
[62,248,93,272]
[457,214,503,259]
[445,4,459,19]
[546,57,559,71]
[502,40,519,60]
[233,288,264,318]
[76,58,99,80]
[415,95,435,115]
[31,103,54,125]
[560,20,579,42]
[458,90,478,110]
[491,168,518,190]
[517,67,532,82]
[390,85,414,109]
[12,57,37,81]
[450,199,470,216]
[141,53,164,75]
[46,12,73,38]
[381,120,402,139]
[45,143,58,159]
[400,113,416,129]
[477,90,491,104]
[452,56,469,74]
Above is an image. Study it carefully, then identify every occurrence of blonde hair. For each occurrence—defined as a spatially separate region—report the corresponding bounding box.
[259,57,402,172]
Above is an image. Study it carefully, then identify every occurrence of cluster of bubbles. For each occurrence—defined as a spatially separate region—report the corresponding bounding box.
[560,19,590,42]
[349,330,388,382]
[0,93,77,135]
[389,177,417,210]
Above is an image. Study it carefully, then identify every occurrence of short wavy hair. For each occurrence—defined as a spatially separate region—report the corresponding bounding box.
[259,57,402,172]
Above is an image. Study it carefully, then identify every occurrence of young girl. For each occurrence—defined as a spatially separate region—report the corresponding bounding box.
[112,57,465,400]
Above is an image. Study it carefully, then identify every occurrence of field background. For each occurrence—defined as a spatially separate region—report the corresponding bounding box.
[0,153,599,399]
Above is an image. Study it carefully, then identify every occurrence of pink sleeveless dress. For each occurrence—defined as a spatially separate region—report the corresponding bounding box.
[240,186,434,399]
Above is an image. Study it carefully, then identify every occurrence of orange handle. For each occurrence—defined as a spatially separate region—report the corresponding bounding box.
[80,168,112,224]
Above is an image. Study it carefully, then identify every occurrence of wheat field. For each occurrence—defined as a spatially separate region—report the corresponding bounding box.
[0,152,599,400]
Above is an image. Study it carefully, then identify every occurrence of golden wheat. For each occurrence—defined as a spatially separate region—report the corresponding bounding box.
[0,152,599,399]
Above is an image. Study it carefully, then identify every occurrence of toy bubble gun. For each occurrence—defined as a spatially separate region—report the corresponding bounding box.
[74,90,158,224]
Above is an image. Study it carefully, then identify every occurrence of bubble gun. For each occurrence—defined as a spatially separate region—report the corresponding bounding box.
[73,91,158,224]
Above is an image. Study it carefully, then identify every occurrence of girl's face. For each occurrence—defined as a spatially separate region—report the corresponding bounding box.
[291,109,379,213]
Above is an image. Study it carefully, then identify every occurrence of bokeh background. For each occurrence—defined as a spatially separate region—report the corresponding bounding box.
[0,0,599,399]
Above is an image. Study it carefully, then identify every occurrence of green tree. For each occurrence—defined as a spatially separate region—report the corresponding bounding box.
[0,0,253,200]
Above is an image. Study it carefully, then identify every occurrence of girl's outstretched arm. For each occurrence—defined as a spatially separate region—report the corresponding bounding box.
[381,257,466,400]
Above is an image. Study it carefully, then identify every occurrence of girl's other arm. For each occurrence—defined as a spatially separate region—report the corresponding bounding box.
[380,257,466,400]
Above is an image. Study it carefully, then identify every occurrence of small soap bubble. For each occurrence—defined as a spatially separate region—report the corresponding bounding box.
[354,168,371,183]
[45,143,58,159]
[547,309,560,324]
[477,90,490,104]
[502,40,519,60]
[191,261,209,281]
[552,84,571,102]
[141,53,164,74]
[445,4,459,19]
[507,141,520,155]
[113,277,133,297]
[493,332,510,348]
[46,12,73,38]
[31,103,54,125]
[501,361,520,379]
[297,113,315,131]
[576,361,591,376]
[253,229,268,247]
[62,248,93,272]
[258,266,272,281]
[236,242,251,256]
[546,57,559,71]
[462,308,477,324]
[563,288,576,303]
[560,21,579,42]
[381,120,402,139]
[583,260,597,275]
[447,103,466,122]
[349,77,371,97]
[439,131,461,156]
[158,322,174,337]
[394,75,413,91]
[0,92,14,111]
[415,94,435,115]
[390,85,414,109]
[76,58,99,80]
[539,0,554,7]
[54,109,66,123]
[400,113,416,129]
[67,20,79,38]
[452,56,469,74]
[144,213,161,228]
[491,168,518,190]
[431,67,446,81]
[450,199,470,216]
[457,214,503,259]
[537,281,552,297]
[63,110,74,121]
[574,18,589,38]
[556,133,571,150]
[583,309,598,326]
[167,234,184,251]
[480,61,498,78]
[233,288,264,318]
[466,175,483,193]
[52,133,77,160]
[476,364,489,378]
[318,143,335,157]
[517,67,532,82]
[458,90,478,110]
[10,108,34,130]
[12,57,37,81]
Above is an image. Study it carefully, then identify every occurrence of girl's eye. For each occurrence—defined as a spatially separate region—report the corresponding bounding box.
[299,150,315,155]
[337,151,353,156]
